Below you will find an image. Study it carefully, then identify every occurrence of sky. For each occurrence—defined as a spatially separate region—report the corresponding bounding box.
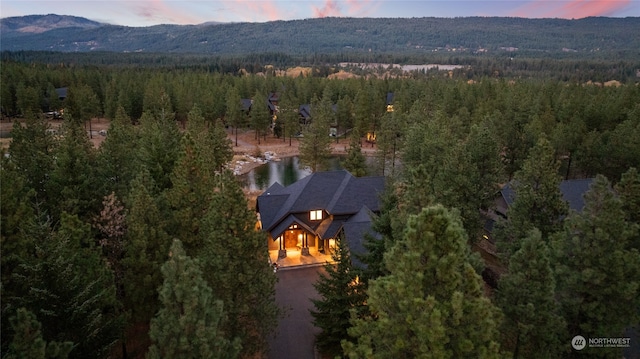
[1,0,638,26]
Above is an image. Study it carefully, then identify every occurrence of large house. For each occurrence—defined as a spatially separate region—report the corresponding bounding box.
[256,170,385,261]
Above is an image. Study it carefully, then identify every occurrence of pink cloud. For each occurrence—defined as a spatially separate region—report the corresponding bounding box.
[312,0,377,18]
[561,0,631,17]
[511,0,631,19]
[313,0,343,18]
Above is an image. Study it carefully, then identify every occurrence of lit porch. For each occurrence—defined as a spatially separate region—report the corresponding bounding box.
[269,246,334,269]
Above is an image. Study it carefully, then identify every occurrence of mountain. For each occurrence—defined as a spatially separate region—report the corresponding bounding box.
[1,14,102,35]
[1,14,639,58]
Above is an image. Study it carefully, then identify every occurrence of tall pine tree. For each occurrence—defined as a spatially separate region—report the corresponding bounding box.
[553,175,640,357]
[344,205,502,358]
[496,229,566,358]
[310,234,366,357]
[197,171,279,357]
[147,239,240,359]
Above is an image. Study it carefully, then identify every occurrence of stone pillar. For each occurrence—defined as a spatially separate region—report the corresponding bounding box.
[301,247,310,256]
[278,249,287,259]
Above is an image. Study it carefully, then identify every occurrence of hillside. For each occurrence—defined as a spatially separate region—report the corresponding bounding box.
[0,14,102,34]
[1,14,639,58]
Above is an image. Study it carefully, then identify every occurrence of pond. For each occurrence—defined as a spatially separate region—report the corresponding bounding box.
[241,156,346,191]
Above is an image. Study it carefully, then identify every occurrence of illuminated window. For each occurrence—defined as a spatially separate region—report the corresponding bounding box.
[310,210,323,221]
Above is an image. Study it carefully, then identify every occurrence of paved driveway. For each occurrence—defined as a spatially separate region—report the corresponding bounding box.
[268,265,326,359]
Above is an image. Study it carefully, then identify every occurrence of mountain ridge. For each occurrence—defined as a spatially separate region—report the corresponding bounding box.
[1,14,639,58]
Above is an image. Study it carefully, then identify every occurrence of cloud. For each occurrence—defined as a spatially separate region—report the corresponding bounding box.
[129,0,205,24]
[312,0,343,17]
[312,0,377,18]
[511,0,632,19]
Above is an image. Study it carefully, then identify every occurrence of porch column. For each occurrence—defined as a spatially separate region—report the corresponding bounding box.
[301,232,310,256]
[278,235,287,259]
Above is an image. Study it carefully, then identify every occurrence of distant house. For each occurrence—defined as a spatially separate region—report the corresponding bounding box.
[55,87,68,101]
[257,170,385,264]
[484,178,595,241]
[241,93,279,123]
[297,103,339,136]
[298,104,312,124]
[386,92,394,112]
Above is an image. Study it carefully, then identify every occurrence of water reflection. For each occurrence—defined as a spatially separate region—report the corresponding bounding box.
[242,156,344,191]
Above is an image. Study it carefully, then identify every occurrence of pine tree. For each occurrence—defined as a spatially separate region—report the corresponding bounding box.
[197,171,279,357]
[553,175,640,357]
[225,86,243,146]
[344,205,502,358]
[616,167,640,224]
[147,239,240,359]
[95,106,138,199]
[165,132,213,248]
[310,235,366,357]
[6,308,73,359]
[496,229,566,358]
[137,92,181,192]
[48,114,100,222]
[299,96,332,172]
[8,112,55,207]
[123,170,171,324]
[496,137,567,261]
[341,127,367,177]
[250,90,271,144]
[9,213,124,359]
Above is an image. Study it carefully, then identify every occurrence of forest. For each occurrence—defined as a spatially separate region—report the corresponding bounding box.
[1,54,640,359]
[2,16,640,61]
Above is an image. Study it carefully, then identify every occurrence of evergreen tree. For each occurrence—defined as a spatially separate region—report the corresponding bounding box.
[616,167,640,224]
[344,205,502,358]
[123,170,171,324]
[95,106,138,199]
[197,171,279,357]
[553,175,640,357]
[250,91,271,144]
[48,114,99,222]
[6,308,73,359]
[137,102,181,192]
[310,235,366,357]
[165,132,213,248]
[225,86,243,146]
[299,96,332,172]
[341,127,367,177]
[8,213,124,359]
[496,137,567,261]
[147,239,240,359]
[496,229,566,358]
[8,112,55,207]
[203,117,233,173]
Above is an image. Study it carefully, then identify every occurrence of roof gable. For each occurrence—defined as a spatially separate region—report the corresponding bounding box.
[257,170,385,234]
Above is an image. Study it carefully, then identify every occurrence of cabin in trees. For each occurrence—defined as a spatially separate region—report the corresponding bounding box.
[484,178,595,242]
[256,170,385,261]
[240,92,279,121]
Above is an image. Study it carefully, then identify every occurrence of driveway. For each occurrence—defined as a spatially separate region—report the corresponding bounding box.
[268,265,326,359]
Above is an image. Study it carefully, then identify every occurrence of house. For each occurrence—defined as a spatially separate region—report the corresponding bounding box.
[298,103,339,136]
[484,178,595,241]
[256,170,385,263]
[241,93,279,123]
[386,92,394,112]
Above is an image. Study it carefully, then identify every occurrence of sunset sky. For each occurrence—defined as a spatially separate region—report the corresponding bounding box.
[1,0,638,26]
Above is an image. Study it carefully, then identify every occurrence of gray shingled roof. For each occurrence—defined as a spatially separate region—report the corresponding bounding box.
[257,170,385,241]
[343,206,379,268]
[500,178,594,212]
